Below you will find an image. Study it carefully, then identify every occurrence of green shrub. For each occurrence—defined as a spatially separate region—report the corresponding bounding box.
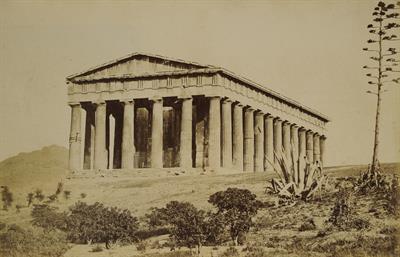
[0,223,69,257]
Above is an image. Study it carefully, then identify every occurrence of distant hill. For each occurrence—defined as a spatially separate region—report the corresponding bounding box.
[0,145,68,195]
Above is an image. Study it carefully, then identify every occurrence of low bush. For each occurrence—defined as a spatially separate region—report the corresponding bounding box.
[135,227,170,240]
[298,218,316,231]
[31,204,68,231]
[136,241,147,252]
[0,223,69,257]
[244,246,268,257]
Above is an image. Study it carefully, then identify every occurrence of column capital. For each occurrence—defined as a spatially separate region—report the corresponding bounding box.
[282,120,291,125]
[291,124,300,129]
[320,134,327,139]
[299,126,307,132]
[274,117,282,122]
[245,106,255,112]
[178,95,192,100]
[121,99,134,104]
[150,96,163,102]
[265,114,274,120]
[255,110,264,117]
[93,100,106,106]
[313,132,320,137]
[206,95,221,99]
[222,98,233,103]
[234,102,244,108]
[68,101,81,107]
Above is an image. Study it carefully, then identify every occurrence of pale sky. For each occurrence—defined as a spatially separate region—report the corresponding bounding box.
[0,0,399,166]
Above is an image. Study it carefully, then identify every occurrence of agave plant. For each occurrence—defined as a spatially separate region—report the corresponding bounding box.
[266,142,326,200]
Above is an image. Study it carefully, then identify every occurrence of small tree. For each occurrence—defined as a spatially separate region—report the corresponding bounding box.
[66,202,139,249]
[362,1,400,181]
[208,188,262,246]
[1,186,13,211]
[159,201,207,254]
[31,204,68,231]
[34,189,45,202]
[26,192,34,207]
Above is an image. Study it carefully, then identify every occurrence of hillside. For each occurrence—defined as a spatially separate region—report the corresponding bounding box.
[0,145,68,200]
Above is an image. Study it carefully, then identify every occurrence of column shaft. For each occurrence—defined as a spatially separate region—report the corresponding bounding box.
[180,97,193,169]
[94,102,107,170]
[320,136,326,167]
[254,112,264,172]
[69,103,82,170]
[299,128,307,159]
[244,108,255,172]
[313,134,321,164]
[232,104,244,171]
[306,131,314,163]
[121,100,135,169]
[282,121,291,159]
[264,115,274,172]
[208,96,221,169]
[151,98,163,168]
[273,118,282,164]
[222,99,232,168]
[291,125,299,183]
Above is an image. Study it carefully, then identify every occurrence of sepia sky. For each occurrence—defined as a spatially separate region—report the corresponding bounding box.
[0,0,399,166]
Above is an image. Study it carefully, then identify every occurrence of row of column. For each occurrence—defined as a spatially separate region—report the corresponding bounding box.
[69,96,326,172]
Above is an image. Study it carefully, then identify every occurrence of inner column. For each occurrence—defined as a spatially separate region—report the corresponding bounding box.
[151,97,163,168]
[254,111,264,172]
[244,107,255,172]
[221,99,233,169]
[208,96,221,170]
[232,103,244,171]
[264,115,274,172]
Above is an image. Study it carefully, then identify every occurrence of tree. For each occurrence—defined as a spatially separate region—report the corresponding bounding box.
[1,186,13,211]
[362,1,400,179]
[26,192,34,207]
[159,201,207,254]
[66,202,139,249]
[208,188,262,245]
[31,204,68,231]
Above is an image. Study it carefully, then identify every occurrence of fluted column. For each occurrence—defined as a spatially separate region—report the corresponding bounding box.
[151,97,163,168]
[69,102,82,170]
[232,103,244,171]
[208,96,221,169]
[221,99,233,168]
[94,101,107,170]
[282,121,291,159]
[273,118,282,164]
[298,128,307,159]
[180,97,193,169]
[121,100,135,169]
[291,124,299,183]
[306,130,314,163]
[320,135,326,167]
[254,111,264,172]
[244,107,255,172]
[264,115,274,172]
[313,133,321,164]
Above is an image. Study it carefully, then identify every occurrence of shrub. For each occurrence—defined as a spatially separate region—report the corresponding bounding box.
[34,189,45,202]
[209,188,262,245]
[0,223,69,257]
[135,227,170,240]
[328,187,352,229]
[80,193,87,199]
[63,190,71,200]
[1,186,13,211]
[136,240,147,252]
[31,204,68,231]
[158,201,207,254]
[244,246,268,257]
[66,201,139,248]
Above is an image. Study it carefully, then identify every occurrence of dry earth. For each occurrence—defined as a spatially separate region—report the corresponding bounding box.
[0,146,399,257]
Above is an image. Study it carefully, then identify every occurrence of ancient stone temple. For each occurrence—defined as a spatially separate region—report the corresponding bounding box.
[66,53,329,172]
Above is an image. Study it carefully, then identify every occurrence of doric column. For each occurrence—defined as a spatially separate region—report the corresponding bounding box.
[180,97,193,169]
[94,101,107,170]
[282,121,291,159]
[320,135,326,167]
[264,115,274,172]
[69,102,82,171]
[313,133,321,164]
[244,107,255,172]
[254,111,264,172]
[121,99,135,169]
[306,130,314,163]
[298,127,307,159]
[291,124,299,183]
[232,103,244,171]
[151,97,163,168]
[273,118,282,164]
[208,96,221,169]
[221,99,233,168]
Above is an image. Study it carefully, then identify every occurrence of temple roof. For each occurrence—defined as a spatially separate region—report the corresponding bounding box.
[66,52,330,122]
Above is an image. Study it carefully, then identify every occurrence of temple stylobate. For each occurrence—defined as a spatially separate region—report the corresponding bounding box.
[66,53,329,172]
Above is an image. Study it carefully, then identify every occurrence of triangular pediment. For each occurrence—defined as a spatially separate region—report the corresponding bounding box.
[67,52,212,81]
